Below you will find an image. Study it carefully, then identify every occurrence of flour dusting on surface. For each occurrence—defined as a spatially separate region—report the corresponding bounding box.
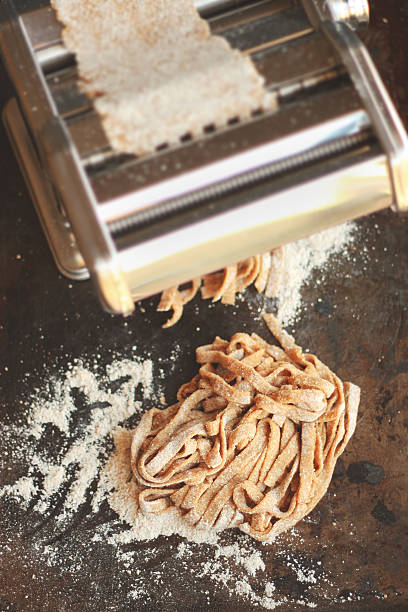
[275,222,356,326]
[0,356,343,609]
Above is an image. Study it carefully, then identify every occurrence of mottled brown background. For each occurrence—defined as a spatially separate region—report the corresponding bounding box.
[0,1,407,611]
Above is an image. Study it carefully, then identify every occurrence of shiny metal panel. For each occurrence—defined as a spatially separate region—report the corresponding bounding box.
[119,151,392,300]
[310,0,370,28]
[303,0,408,210]
[322,21,408,211]
[3,97,88,280]
[98,109,370,226]
[19,2,61,49]
[0,0,134,314]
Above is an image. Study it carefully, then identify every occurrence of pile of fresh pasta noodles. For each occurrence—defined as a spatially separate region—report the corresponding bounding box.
[130,314,360,540]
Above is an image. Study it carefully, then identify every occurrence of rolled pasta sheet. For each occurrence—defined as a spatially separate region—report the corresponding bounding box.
[51,0,276,155]
[130,313,360,541]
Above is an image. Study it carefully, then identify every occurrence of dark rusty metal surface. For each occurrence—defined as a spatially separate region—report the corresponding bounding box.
[0,2,407,610]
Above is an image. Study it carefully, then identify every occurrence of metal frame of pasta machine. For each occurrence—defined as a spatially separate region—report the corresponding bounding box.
[1,0,408,315]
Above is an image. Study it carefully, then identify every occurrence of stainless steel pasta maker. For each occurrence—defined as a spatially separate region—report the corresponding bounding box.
[1,0,407,315]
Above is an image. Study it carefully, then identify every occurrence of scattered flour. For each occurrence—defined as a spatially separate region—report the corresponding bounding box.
[2,475,37,502]
[273,221,356,326]
[0,356,337,610]
[2,359,153,522]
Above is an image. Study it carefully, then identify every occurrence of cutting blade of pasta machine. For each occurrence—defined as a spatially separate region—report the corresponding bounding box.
[1,0,408,314]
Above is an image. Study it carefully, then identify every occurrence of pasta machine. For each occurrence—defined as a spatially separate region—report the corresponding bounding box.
[1,0,407,315]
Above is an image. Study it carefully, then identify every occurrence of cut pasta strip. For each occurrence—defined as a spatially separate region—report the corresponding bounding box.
[159,248,284,327]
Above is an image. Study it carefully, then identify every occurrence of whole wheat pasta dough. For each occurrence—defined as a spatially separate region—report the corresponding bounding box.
[51,0,276,155]
[130,314,360,541]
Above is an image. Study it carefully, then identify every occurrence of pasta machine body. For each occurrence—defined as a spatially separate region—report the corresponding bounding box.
[1,0,407,314]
